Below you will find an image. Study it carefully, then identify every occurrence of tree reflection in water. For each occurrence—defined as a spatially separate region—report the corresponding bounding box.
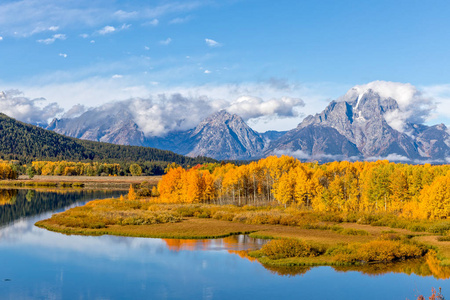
[0,188,125,226]
[164,234,450,279]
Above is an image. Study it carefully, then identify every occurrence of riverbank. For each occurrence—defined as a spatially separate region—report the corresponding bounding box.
[0,175,161,189]
[36,199,450,270]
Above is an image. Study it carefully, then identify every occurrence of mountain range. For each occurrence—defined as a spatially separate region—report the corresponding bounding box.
[47,87,450,162]
[0,113,214,167]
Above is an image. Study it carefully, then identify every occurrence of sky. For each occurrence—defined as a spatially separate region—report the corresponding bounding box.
[1,0,450,133]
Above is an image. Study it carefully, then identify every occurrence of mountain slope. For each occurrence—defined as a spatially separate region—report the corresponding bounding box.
[182,111,266,160]
[267,88,450,162]
[48,104,145,145]
[0,113,215,165]
[294,90,421,159]
[267,125,361,159]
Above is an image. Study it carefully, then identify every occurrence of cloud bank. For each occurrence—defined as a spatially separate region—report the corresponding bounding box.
[69,93,305,137]
[0,90,63,125]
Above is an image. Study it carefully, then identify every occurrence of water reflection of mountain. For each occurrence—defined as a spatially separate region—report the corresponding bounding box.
[0,188,125,226]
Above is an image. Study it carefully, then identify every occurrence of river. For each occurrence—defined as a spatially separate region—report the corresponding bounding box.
[0,188,448,299]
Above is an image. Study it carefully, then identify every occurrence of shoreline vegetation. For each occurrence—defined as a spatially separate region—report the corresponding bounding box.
[35,199,450,276]
[25,155,450,279]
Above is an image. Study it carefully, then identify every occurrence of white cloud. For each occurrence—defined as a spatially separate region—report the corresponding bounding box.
[204,70,211,74]
[80,33,89,39]
[97,25,115,35]
[226,96,304,120]
[273,149,360,162]
[0,1,209,37]
[59,53,68,58]
[115,94,227,137]
[159,38,172,45]
[169,16,191,24]
[274,149,310,160]
[144,46,150,50]
[90,40,95,44]
[62,104,87,118]
[144,19,159,26]
[60,93,305,137]
[0,36,3,41]
[112,74,123,79]
[422,84,450,125]
[205,38,221,47]
[366,153,411,162]
[0,90,63,125]
[342,81,436,132]
[96,24,130,35]
[37,33,66,44]
[30,25,60,35]
[3,74,346,133]
[113,10,138,20]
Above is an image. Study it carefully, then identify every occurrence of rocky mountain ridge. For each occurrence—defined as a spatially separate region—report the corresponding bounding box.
[47,88,450,162]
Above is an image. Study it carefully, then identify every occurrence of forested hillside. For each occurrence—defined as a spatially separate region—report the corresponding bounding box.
[0,113,215,168]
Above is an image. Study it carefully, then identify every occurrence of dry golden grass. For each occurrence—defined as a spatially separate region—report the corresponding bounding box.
[37,218,269,239]
[251,225,374,245]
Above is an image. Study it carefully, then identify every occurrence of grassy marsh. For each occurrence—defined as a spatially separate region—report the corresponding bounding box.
[36,199,450,273]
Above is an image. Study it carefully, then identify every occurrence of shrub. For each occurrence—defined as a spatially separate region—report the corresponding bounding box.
[137,188,152,197]
[260,238,326,259]
[319,213,343,223]
[407,224,427,232]
[340,228,369,236]
[329,240,426,263]
[429,222,450,235]
[212,211,235,221]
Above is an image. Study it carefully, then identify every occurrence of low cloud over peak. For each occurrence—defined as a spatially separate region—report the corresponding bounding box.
[59,93,305,137]
[341,80,436,132]
[226,96,304,120]
[0,90,63,125]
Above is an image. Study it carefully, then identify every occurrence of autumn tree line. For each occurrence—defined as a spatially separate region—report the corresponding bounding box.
[0,161,18,180]
[157,156,450,220]
[30,161,145,176]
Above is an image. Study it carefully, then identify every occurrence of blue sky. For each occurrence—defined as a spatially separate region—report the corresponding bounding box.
[0,0,450,132]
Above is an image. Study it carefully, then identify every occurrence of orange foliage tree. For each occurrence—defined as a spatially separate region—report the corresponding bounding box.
[155,156,450,220]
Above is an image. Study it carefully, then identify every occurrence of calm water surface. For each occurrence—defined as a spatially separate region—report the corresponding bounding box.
[0,188,449,300]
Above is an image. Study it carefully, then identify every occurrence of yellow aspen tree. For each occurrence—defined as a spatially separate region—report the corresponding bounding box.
[419,174,450,219]
[128,184,137,200]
